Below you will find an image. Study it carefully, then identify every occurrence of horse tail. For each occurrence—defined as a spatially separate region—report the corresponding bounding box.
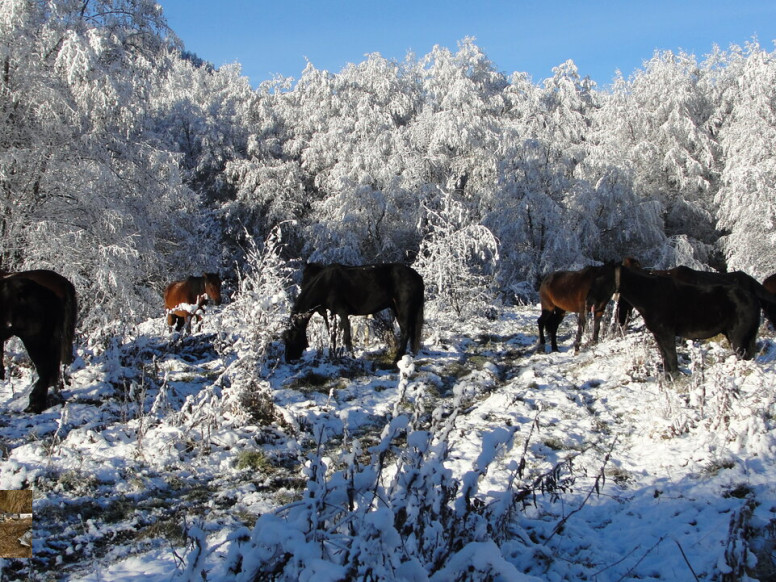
[60,283,77,366]
[751,280,776,327]
[412,287,424,355]
[412,301,424,354]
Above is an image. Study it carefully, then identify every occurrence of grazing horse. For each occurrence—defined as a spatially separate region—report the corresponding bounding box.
[538,264,617,353]
[617,265,776,330]
[284,263,424,363]
[600,264,761,375]
[163,273,222,332]
[0,277,68,413]
[1,269,77,371]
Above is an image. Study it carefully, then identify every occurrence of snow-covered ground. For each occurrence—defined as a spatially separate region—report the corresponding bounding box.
[1,304,776,581]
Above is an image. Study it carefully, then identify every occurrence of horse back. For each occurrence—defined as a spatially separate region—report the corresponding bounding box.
[3,269,74,300]
[165,280,192,310]
[328,265,395,315]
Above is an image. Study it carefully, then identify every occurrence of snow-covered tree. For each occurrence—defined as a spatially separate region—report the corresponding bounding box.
[600,51,721,266]
[482,61,597,287]
[715,43,776,277]
[0,0,215,325]
[414,189,499,319]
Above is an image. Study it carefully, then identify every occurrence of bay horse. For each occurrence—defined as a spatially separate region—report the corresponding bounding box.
[538,264,617,353]
[284,263,424,363]
[0,277,68,413]
[600,263,761,376]
[163,273,222,332]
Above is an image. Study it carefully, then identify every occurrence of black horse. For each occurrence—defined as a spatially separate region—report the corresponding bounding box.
[1,269,78,370]
[601,264,761,375]
[300,263,333,332]
[617,265,776,330]
[0,277,68,413]
[284,263,424,363]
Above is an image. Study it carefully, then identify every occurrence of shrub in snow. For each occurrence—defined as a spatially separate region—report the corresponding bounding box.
[415,190,500,322]
[217,380,577,581]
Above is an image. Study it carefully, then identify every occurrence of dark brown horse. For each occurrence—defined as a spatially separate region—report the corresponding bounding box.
[617,265,776,330]
[284,263,424,363]
[538,264,617,353]
[1,269,77,371]
[598,263,761,375]
[0,277,69,413]
[164,273,222,332]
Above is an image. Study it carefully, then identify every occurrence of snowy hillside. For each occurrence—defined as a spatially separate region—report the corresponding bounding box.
[2,298,776,581]
[6,3,776,580]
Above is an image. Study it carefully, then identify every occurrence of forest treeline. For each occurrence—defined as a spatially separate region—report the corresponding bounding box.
[2,0,776,328]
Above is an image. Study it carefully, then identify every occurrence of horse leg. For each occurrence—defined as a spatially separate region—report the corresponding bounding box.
[573,308,587,353]
[538,310,551,348]
[591,305,605,344]
[341,315,353,356]
[410,302,423,355]
[0,339,5,381]
[616,299,633,330]
[22,338,60,413]
[548,309,565,352]
[654,333,679,377]
[394,312,410,362]
[169,314,184,333]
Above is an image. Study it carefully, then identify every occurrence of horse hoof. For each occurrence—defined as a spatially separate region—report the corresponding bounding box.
[24,402,46,414]
[25,392,64,414]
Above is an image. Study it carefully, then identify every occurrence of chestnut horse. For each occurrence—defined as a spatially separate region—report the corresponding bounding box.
[284,263,424,363]
[163,273,222,332]
[597,263,761,375]
[538,264,617,353]
[0,276,70,413]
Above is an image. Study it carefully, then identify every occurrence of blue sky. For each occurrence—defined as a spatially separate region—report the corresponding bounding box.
[158,0,776,88]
